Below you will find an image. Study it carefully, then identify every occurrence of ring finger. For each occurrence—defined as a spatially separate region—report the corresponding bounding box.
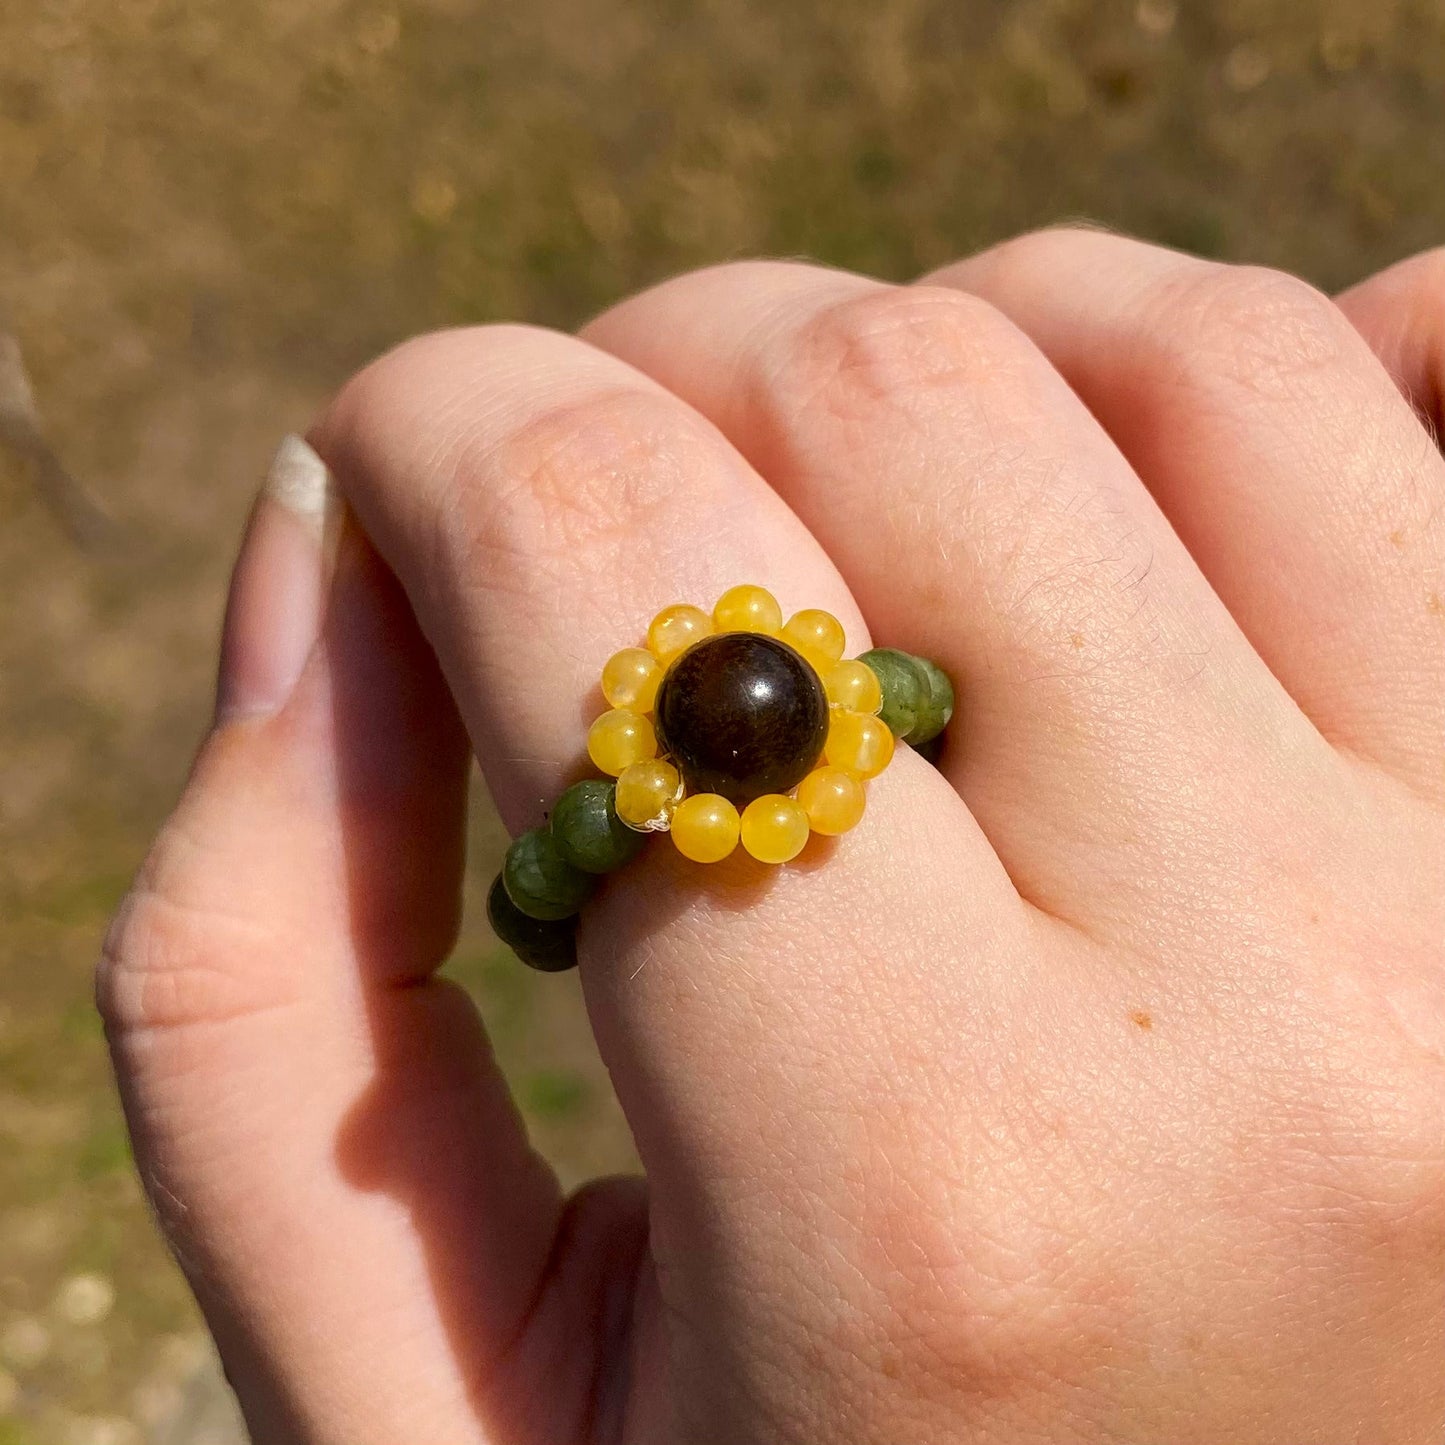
[583,264,1341,932]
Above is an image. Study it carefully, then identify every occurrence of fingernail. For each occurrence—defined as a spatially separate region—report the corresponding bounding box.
[215,436,343,722]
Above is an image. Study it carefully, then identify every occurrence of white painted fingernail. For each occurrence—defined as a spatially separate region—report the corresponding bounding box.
[262,434,340,535]
[215,437,344,722]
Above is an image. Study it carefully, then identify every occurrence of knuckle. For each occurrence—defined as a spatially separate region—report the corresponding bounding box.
[1147,264,1356,399]
[769,284,1020,440]
[1321,1070,1445,1239]
[98,838,302,1039]
[845,1171,1120,1412]
[445,385,718,584]
[326,324,523,446]
[323,321,726,587]
[972,224,1113,286]
[1386,245,1445,309]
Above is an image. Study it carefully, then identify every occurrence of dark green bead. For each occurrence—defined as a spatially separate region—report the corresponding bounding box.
[910,732,945,768]
[550,779,645,874]
[858,648,926,740]
[909,655,956,746]
[486,874,578,972]
[503,827,596,921]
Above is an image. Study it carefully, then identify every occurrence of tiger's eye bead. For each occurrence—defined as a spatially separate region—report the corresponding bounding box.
[825,709,896,779]
[671,793,741,862]
[503,827,596,920]
[740,794,810,864]
[782,608,846,664]
[654,633,829,805]
[713,583,783,635]
[647,603,713,662]
[601,647,662,712]
[615,758,683,831]
[587,708,657,776]
[551,779,645,873]
[796,766,866,836]
[858,648,926,739]
[487,874,578,972]
[824,658,883,715]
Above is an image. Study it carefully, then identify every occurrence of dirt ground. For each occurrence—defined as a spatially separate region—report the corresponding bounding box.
[2,0,1443,1440]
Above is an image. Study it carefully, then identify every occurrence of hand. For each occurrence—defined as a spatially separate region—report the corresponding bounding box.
[101,232,1445,1444]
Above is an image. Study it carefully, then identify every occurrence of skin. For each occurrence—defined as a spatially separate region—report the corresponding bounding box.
[99,231,1445,1445]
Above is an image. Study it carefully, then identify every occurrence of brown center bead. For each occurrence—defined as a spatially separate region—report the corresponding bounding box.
[654,633,829,806]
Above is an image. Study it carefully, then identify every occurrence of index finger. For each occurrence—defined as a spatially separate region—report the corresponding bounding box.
[308,322,1022,1230]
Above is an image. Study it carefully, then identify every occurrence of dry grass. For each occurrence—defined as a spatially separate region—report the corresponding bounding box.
[2,0,1443,1438]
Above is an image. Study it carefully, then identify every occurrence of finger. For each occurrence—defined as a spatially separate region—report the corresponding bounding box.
[1337,247,1445,441]
[929,230,1445,802]
[101,441,644,1444]
[582,263,1334,927]
[306,328,1028,1364]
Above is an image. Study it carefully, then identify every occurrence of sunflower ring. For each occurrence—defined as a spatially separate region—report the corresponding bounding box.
[487,585,955,972]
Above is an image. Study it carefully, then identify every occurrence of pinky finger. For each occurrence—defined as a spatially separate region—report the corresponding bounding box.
[1338,247,1445,442]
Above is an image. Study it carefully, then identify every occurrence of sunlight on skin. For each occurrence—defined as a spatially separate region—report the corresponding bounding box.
[103,239,1445,1445]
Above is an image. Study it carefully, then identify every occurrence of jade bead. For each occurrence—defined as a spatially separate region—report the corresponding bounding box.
[550,780,645,874]
[503,826,596,921]
[858,648,926,739]
[486,874,578,972]
[909,655,956,746]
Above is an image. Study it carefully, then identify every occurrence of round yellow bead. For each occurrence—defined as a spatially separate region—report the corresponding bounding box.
[587,709,657,777]
[796,766,867,836]
[615,758,683,831]
[647,603,713,662]
[601,647,662,712]
[824,710,895,779]
[782,608,846,664]
[671,793,741,863]
[824,658,883,715]
[713,583,783,635]
[740,794,811,864]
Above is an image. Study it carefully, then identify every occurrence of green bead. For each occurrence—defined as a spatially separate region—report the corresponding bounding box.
[503,827,596,921]
[858,648,926,739]
[909,655,956,746]
[910,732,945,768]
[486,875,578,972]
[550,779,645,874]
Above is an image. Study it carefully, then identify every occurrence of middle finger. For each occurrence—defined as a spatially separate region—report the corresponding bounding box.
[585,263,1342,929]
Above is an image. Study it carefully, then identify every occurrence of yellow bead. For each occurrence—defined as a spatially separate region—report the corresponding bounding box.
[782,608,846,664]
[647,603,713,662]
[601,647,662,712]
[740,794,811,864]
[615,758,682,831]
[824,658,883,715]
[587,709,657,776]
[825,710,895,779]
[671,793,741,862]
[796,766,867,836]
[713,583,783,635]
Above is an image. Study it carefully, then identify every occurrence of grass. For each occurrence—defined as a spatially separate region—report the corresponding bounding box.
[2,0,1444,1438]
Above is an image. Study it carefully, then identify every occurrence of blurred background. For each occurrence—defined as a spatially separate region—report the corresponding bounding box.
[1,0,1442,1440]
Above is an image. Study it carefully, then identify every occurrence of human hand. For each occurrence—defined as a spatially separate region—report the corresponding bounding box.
[102,232,1445,1444]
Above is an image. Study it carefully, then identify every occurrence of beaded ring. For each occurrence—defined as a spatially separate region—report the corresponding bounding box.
[487,585,955,972]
